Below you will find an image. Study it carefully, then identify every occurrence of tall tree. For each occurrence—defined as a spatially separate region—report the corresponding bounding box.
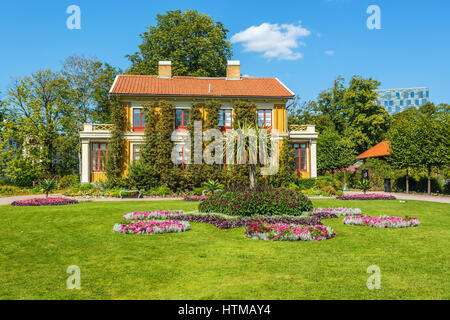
[317,127,356,176]
[127,10,232,77]
[343,76,390,154]
[388,114,420,193]
[62,55,121,125]
[7,70,68,175]
[415,111,450,194]
[315,77,347,134]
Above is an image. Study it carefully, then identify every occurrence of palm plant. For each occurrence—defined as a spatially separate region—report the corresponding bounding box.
[40,179,57,198]
[227,120,273,190]
[202,180,224,194]
[358,179,371,194]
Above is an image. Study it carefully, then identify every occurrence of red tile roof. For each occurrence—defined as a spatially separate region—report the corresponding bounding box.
[109,75,294,98]
[356,140,391,159]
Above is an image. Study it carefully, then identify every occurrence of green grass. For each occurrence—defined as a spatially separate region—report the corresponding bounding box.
[0,199,448,300]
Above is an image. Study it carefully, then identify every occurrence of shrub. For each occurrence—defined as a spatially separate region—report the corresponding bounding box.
[157,185,172,197]
[245,221,338,241]
[286,182,300,191]
[0,185,21,196]
[58,174,80,189]
[6,158,41,188]
[343,215,420,228]
[191,187,204,196]
[107,187,122,198]
[199,189,313,216]
[0,178,13,186]
[319,185,338,196]
[79,183,94,192]
[393,175,418,192]
[127,160,159,190]
[113,220,190,234]
[416,176,443,194]
[11,197,78,206]
[295,178,316,190]
[444,180,450,195]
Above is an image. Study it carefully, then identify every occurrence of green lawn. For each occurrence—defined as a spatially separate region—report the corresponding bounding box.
[0,199,448,300]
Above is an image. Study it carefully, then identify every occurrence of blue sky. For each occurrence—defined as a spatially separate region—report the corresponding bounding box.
[0,0,449,104]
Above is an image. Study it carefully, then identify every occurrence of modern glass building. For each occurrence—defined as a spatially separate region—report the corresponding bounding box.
[376,87,430,115]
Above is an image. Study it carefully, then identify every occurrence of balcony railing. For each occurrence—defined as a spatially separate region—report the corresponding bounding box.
[288,124,316,133]
[82,124,114,132]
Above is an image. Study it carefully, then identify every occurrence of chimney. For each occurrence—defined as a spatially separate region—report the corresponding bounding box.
[158,61,172,78]
[226,60,241,80]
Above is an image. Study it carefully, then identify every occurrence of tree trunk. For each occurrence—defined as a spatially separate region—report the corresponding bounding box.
[427,166,432,195]
[343,170,348,190]
[406,167,409,194]
[249,165,256,190]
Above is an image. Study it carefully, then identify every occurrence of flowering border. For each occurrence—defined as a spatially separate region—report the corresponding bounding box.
[123,210,184,220]
[11,197,78,206]
[342,215,420,228]
[336,194,396,200]
[122,210,323,229]
[245,221,338,241]
[183,195,208,202]
[312,207,362,216]
[113,220,190,234]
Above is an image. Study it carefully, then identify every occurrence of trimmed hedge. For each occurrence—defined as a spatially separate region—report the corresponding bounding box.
[199,189,313,216]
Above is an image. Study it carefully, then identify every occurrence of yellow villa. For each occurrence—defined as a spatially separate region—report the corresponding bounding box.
[79,60,318,184]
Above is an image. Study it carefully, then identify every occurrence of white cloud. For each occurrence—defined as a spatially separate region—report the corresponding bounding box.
[231,22,311,60]
[324,50,335,56]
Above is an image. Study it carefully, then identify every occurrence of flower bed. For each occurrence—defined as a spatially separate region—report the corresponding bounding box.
[123,210,322,229]
[175,215,322,229]
[312,207,362,216]
[245,221,338,241]
[183,195,208,202]
[113,220,190,234]
[336,194,396,200]
[11,197,78,206]
[123,210,184,220]
[342,215,420,228]
[199,189,313,216]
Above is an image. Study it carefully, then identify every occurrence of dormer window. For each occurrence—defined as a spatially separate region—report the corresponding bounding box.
[218,109,232,129]
[175,109,189,129]
[258,109,272,128]
[133,108,146,132]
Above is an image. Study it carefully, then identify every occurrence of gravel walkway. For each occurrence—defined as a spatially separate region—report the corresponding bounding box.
[0,194,183,206]
[1,191,449,206]
[342,191,450,204]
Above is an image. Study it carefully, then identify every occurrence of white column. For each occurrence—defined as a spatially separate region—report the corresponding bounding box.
[81,140,90,184]
[310,141,317,178]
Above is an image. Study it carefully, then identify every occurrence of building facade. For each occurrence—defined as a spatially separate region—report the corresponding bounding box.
[79,60,318,184]
[376,87,430,115]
